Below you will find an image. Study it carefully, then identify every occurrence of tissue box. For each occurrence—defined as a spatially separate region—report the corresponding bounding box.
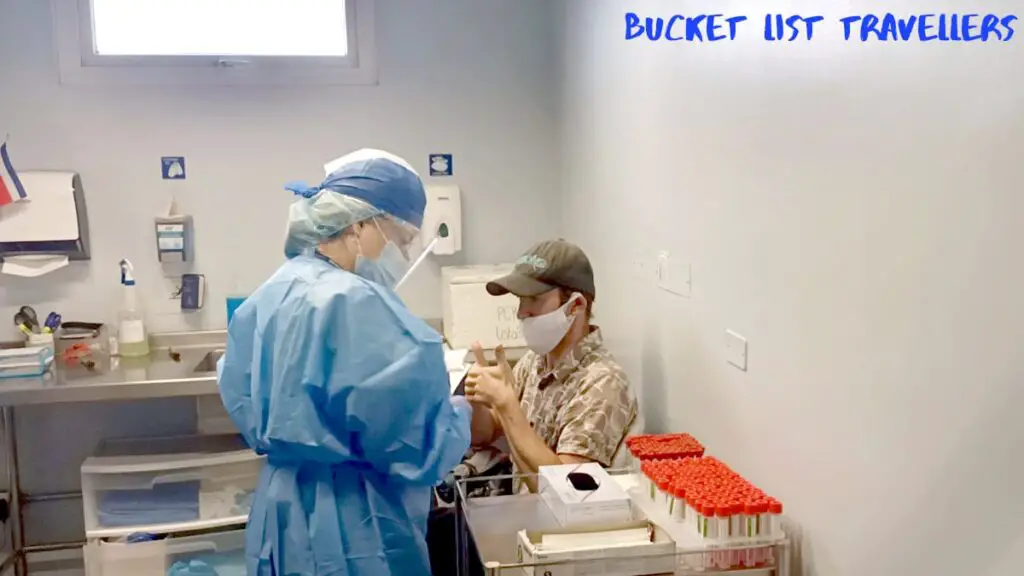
[516,521,677,576]
[538,463,633,527]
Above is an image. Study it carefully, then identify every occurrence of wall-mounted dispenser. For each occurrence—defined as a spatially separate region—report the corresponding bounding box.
[422,185,462,256]
[0,171,91,277]
[155,198,193,263]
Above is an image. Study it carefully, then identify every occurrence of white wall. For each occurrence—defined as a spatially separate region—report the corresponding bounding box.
[0,0,559,544]
[559,1,1024,575]
[0,0,560,328]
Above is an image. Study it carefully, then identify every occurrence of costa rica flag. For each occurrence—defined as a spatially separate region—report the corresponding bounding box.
[0,141,28,207]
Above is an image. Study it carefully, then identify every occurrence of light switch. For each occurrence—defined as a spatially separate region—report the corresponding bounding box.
[657,252,691,297]
[724,330,748,371]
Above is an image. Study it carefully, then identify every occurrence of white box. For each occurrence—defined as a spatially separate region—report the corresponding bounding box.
[516,521,677,576]
[538,463,633,527]
[441,264,527,350]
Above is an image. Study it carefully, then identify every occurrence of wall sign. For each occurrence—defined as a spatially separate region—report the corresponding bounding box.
[161,157,187,180]
[429,154,453,177]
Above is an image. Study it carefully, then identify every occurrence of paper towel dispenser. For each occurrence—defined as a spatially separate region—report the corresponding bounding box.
[0,171,91,263]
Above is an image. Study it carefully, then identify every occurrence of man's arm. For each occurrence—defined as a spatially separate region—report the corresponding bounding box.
[470,406,502,446]
[493,400,593,492]
[466,346,625,491]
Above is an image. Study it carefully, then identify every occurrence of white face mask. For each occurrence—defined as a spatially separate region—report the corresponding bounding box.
[521,296,579,355]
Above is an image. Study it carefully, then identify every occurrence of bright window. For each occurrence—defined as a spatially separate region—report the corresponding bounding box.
[89,0,350,57]
[51,0,378,85]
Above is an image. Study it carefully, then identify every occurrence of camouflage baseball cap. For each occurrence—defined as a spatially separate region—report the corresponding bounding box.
[486,239,596,298]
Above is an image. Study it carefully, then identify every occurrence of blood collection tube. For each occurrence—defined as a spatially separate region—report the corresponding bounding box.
[757,500,770,538]
[728,502,742,568]
[703,503,717,538]
[671,485,686,521]
[743,502,758,567]
[712,503,729,568]
[729,502,743,540]
[744,502,759,538]
[645,465,660,502]
[716,503,730,540]
[692,499,704,536]
[765,499,783,566]
[700,502,715,568]
[767,499,783,537]
[658,477,673,507]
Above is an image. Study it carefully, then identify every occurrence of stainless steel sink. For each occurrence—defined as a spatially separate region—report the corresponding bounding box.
[193,350,225,373]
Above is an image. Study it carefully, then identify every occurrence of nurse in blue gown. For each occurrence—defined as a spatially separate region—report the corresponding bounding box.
[217,149,473,576]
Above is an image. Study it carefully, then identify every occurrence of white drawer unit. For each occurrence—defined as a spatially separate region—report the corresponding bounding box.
[84,528,246,576]
[81,434,264,538]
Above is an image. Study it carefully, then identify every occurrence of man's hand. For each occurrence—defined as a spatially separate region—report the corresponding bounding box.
[465,343,516,410]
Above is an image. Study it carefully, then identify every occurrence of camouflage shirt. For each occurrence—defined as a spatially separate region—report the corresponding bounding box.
[511,327,637,476]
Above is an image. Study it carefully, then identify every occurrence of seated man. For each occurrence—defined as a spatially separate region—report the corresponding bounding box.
[426,239,640,576]
[465,238,640,492]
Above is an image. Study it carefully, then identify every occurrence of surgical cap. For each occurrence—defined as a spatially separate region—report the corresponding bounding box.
[284,149,426,258]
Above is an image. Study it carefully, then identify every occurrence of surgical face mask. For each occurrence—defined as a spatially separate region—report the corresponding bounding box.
[350,218,411,289]
[355,241,409,290]
[521,296,579,355]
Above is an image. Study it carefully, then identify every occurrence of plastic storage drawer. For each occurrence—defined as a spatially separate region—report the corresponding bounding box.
[81,433,264,538]
[84,528,246,576]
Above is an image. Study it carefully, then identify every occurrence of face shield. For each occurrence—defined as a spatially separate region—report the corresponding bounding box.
[371,215,440,291]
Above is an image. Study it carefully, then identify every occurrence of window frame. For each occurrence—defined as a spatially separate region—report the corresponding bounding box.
[51,0,378,86]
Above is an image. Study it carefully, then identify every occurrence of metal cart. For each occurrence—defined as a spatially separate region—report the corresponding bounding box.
[455,470,791,576]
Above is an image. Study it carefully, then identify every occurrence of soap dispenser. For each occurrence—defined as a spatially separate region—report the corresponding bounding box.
[117,259,151,357]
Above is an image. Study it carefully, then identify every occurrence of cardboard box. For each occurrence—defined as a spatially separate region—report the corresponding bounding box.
[538,463,633,527]
[516,521,677,576]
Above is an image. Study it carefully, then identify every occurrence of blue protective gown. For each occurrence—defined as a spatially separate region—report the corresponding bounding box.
[217,254,472,576]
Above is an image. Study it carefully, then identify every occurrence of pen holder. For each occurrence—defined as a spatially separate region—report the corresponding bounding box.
[26,332,55,355]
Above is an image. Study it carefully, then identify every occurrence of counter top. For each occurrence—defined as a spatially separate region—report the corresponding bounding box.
[0,322,524,407]
[0,331,224,407]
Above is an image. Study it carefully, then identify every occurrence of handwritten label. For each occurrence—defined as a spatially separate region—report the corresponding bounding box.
[624,13,1018,43]
[495,304,522,343]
